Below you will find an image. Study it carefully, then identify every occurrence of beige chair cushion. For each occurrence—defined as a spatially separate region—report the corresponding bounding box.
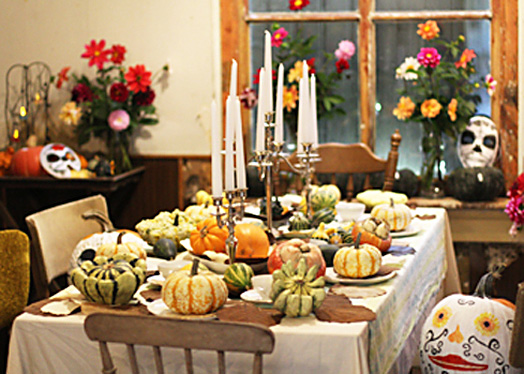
[26,195,108,286]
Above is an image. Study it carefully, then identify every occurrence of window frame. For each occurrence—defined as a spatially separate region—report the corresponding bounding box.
[221,0,518,188]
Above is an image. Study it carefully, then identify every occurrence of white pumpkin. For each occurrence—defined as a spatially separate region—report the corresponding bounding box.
[419,274,518,373]
[371,199,412,231]
[333,240,382,279]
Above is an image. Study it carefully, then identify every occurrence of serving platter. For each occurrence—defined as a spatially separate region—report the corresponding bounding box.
[390,220,422,238]
[240,289,272,305]
[147,299,217,320]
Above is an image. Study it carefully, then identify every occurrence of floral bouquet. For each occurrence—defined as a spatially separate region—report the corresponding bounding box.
[505,173,524,236]
[56,39,166,174]
[392,20,496,192]
[241,0,355,144]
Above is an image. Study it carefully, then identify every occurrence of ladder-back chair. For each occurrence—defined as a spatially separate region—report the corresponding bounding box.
[84,313,275,374]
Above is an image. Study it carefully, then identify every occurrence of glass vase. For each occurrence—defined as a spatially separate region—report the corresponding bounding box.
[107,131,132,175]
[420,123,445,198]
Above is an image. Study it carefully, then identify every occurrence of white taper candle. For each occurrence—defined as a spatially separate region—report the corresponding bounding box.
[229,59,238,98]
[275,63,284,144]
[264,30,273,113]
[310,74,318,149]
[234,98,246,189]
[224,96,235,191]
[255,68,267,152]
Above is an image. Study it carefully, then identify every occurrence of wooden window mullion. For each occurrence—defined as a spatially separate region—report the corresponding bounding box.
[359,0,376,148]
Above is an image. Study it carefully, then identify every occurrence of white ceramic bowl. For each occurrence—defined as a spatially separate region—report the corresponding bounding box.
[335,202,366,222]
[157,260,192,279]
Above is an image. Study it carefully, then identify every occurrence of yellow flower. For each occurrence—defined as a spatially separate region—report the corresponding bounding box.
[474,312,500,337]
[283,85,299,112]
[447,98,458,122]
[432,305,452,328]
[287,61,304,84]
[420,99,442,119]
[417,20,440,41]
[59,101,82,126]
[393,96,415,120]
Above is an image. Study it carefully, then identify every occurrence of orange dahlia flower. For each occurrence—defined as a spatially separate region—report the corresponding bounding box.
[421,99,442,119]
[393,96,416,120]
[417,20,440,41]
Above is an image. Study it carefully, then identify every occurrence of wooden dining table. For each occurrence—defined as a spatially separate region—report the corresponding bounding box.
[6,207,460,374]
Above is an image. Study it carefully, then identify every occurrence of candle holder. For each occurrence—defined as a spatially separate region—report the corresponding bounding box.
[249,112,320,227]
[212,188,247,265]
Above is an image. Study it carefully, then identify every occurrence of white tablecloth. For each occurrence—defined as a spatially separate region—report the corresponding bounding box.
[7,208,460,374]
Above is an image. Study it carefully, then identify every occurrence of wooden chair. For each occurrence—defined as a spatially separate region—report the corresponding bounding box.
[509,281,524,368]
[278,129,402,200]
[25,194,109,300]
[84,313,275,374]
[0,229,30,372]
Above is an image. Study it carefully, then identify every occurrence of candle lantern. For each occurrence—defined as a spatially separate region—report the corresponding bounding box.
[4,61,52,150]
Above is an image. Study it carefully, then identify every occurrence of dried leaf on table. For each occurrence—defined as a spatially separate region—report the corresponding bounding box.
[216,302,283,327]
[329,285,386,299]
[314,294,376,323]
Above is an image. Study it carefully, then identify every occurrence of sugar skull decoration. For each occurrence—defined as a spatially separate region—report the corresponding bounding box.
[420,274,518,373]
[40,143,81,178]
[458,116,499,168]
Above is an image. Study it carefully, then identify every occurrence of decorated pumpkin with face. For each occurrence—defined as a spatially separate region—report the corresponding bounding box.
[419,292,518,373]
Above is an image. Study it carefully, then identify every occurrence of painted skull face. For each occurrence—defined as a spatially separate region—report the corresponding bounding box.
[420,294,517,373]
[40,143,81,178]
[458,116,499,168]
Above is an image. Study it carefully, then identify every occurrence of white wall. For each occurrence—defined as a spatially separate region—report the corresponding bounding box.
[0,0,221,156]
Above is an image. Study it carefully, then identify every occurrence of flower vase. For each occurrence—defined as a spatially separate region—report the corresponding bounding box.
[420,125,445,198]
[107,131,132,175]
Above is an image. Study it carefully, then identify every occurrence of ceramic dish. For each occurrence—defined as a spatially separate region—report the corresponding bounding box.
[324,267,398,285]
[240,289,272,305]
[147,299,217,320]
[390,220,422,238]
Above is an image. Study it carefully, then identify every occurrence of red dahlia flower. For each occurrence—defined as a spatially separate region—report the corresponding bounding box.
[56,67,70,89]
[133,87,156,106]
[125,64,152,93]
[72,83,94,103]
[110,82,129,103]
[81,39,110,70]
[335,58,349,73]
[110,44,127,65]
[289,0,309,11]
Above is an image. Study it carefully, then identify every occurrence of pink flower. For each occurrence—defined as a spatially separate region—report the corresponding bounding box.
[417,47,441,68]
[108,109,130,132]
[485,74,497,96]
[335,40,356,61]
[272,27,288,47]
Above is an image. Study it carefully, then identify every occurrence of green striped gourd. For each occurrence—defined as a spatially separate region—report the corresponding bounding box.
[270,257,326,317]
[311,189,338,212]
[312,222,330,242]
[70,253,146,305]
[311,207,336,227]
[223,262,254,296]
[288,212,311,231]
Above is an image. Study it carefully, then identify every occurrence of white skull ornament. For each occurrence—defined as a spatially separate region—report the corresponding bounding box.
[458,116,499,168]
[40,143,81,178]
[419,292,518,374]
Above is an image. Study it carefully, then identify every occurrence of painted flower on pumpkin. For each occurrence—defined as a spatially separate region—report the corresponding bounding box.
[335,58,349,73]
[56,67,70,89]
[283,85,299,112]
[109,44,126,65]
[455,48,477,69]
[474,312,500,337]
[417,20,440,40]
[125,64,152,93]
[72,83,94,103]
[485,74,497,96]
[108,109,130,132]
[110,82,129,103]
[417,47,441,68]
[59,101,82,126]
[289,0,309,11]
[335,40,356,61]
[420,98,442,118]
[272,27,289,47]
[447,98,458,122]
[393,96,415,120]
[133,87,156,106]
[81,39,110,70]
[395,57,420,80]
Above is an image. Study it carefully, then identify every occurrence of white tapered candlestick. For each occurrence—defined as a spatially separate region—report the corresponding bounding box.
[234,98,246,189]
[224,96,235,190]
[275,63,284,144]
[255,68,267,152]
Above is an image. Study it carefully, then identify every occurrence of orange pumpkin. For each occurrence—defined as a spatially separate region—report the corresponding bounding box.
[10,146,46,176]
[351,224,392,253]
[234,223,270,259]
[189,217,228,255]
[0,147,14,176]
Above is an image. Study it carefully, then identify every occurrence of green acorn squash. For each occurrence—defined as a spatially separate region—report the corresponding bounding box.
[447,167,505,202]
[223,262,254,297]
[310,189,338,212]
[70,253,146,305]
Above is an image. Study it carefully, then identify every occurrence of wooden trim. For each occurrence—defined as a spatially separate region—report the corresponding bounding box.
[359,0,376,148]
[134,155,210,160]
[491,0,519,190]
[245,11,361,23]
[371,10,492,21]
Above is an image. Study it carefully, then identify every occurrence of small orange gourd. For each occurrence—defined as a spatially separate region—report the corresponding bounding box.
[234,223,270,259]
[189,217,228,255]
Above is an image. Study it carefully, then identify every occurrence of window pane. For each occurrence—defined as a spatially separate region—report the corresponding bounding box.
[249,0,358,13]
[250,22,360,152]
[377,0,489,11]
[376,20,491,176]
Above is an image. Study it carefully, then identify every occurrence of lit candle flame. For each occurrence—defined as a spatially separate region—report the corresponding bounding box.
[12,129,20,142]
[20,106,27,118]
